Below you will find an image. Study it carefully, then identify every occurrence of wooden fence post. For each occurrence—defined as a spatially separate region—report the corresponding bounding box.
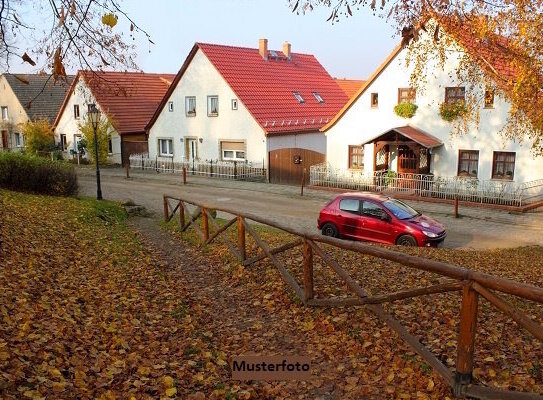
[125,163,130,179]
[303,239,314,302]
[454,280,479,397]
[183,167,187,185]
[300,168,306,196]
[179,201,185,227]
[238,216,246,261]
[202,207,209,241]
[454,196,459,218]
[163,196,169,221]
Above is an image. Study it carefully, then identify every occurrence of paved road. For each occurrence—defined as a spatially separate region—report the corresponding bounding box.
[77,167,543,249]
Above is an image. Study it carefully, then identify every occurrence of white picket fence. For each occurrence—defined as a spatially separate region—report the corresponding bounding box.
[310,163,543,207]
[128,153,266,181]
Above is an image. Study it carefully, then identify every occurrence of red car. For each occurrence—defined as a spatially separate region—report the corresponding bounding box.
[317,193,446,247]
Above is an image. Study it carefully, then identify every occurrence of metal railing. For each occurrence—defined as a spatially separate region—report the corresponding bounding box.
[128,153,266,181]
[310,163,543,207]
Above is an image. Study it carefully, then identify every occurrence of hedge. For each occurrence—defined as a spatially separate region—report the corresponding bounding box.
[0,152,78,196]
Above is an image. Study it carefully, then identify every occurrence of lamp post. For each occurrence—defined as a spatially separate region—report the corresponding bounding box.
[88,104,102,200]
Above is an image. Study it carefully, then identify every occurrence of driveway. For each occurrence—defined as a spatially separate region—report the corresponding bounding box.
[77,167,543,249]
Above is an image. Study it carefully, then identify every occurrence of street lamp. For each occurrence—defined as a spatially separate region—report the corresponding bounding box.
[88,104,102,200]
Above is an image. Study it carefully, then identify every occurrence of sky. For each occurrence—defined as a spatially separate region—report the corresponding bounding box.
[119,0,398,80]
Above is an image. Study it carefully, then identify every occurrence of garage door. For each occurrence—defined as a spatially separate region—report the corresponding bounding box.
[121,133,148,166]
[269,148,325,185]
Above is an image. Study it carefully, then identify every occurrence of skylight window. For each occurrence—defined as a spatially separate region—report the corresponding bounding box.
[313,92,324,103]
[293,92,305,103]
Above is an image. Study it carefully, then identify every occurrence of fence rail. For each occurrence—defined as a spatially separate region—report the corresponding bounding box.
[162,194,543,399]
[310,163,543,208]
[129,153,266,181]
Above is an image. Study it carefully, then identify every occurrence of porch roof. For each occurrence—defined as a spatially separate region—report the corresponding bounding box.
[362,126,443,149]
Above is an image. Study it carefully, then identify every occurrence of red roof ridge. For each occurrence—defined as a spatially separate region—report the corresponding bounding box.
[195,41,316,57]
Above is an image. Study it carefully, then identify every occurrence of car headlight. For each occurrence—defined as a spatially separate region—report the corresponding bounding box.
[422,230,438,238]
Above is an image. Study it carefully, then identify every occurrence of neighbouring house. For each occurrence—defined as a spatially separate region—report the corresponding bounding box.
[323,18,543,186]
[0,73,73,152]
[334,78,365,98]
[146,39,350,184]
[54,71,175,164]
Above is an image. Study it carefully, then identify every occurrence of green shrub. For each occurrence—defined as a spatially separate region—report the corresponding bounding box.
[439,102,468,122]
[0,152,78,196]
[393,102,418,118]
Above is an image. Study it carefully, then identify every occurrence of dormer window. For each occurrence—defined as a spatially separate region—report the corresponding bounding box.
[293,92,305,103]
[313,92,324,103]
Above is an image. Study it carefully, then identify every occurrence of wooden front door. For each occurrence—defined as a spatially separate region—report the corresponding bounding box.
[398,145,418,173]
[1,131,8,149]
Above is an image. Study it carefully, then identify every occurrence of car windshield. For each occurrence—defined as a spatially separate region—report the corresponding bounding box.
[382,199,419,220]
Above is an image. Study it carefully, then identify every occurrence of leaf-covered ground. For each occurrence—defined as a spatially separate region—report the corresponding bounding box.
[1,190,542,399]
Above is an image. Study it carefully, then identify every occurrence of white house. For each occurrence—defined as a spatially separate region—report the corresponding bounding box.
[146,40,349,185]
[0,74,73,152]
[323,19,543,185]
[54,71,175,164]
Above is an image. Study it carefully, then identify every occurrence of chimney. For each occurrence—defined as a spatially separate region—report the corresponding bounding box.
[259,38,268,61]
[283,41,291,59]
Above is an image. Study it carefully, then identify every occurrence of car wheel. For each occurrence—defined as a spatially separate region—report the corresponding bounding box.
[321,223,339,238]
[396,234,418,247]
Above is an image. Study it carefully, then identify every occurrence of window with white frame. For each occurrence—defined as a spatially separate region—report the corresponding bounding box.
[1,106,8,120]
[73,104,80,119]
[168,101,174,112]
[293,92,305,103]
[108,137,113,154]
[231,99,238,110]
[207,96,218,116]
[60,134,67,150]
[14,132,21,147]
[313,92,324,103]
[158,138,174,157]
[185,96,196,116]
[220,141,246,161]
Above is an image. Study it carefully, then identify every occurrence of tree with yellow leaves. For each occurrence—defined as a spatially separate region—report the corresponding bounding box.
[291,0,543,154]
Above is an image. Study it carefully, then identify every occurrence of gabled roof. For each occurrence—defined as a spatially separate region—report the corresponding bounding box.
[334,78,365,98]
[322,14,532,132]
[147,42,349,135]
[361,126,443,148]
[2,74,74,124]
[54,71,176,134]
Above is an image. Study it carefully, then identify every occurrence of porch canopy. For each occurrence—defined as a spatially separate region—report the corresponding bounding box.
[361,126,443,174]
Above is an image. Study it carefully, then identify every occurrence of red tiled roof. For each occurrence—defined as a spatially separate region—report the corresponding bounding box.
[334,78,365,98]
[55,71,176,134]
[362,126,442,148]
[394,126,442,148]
[148,43,349,135]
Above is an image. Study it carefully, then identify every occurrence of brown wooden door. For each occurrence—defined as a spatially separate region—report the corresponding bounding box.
[398,145,417,173]
[121,134,148,166]
[269,148,325,185]
[1,131,8,149]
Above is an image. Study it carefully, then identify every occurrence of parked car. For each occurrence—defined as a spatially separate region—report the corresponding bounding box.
[317,192,446,247]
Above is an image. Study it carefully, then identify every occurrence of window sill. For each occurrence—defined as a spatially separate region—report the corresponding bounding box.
[491,177,513,181]
[483,106,494,109]
[186,113,196,117]
[159,154,174,158]
[207,113,218,117]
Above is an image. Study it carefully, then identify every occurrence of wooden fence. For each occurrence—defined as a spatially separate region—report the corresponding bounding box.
[162,194,543,399]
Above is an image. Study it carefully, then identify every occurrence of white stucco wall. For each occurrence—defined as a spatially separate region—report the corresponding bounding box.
[0,75,29,150]
[148,49,267,166]
[54,79,122,164]
[325,35,543,183]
